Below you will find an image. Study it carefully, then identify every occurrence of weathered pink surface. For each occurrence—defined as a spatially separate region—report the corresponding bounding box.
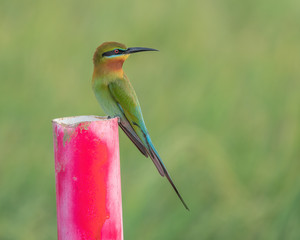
[52,116,123,240]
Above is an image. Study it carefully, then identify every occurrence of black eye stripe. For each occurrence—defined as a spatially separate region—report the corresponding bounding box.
[102,49,125,57]
[102,50,115,57]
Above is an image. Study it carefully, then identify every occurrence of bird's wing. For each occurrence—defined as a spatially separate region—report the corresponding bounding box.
[108,77,166,176]
[108,77,190,210]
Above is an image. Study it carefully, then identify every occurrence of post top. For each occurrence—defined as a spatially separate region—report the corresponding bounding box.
[52,115,118,126]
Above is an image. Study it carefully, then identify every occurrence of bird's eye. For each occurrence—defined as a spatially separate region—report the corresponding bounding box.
[114,49,119,54]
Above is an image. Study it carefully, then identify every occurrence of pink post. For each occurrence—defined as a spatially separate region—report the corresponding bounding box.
[52,116,123,240]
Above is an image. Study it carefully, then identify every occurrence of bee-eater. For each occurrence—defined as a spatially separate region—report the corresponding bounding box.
[92,42,189,210]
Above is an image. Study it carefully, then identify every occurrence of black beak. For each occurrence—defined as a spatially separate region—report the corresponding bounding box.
[125,47,159,54]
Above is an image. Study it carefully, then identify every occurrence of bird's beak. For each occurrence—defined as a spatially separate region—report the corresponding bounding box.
[125,47,159,54]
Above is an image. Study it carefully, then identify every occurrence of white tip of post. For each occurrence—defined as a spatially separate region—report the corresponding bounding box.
[52,115,115,126]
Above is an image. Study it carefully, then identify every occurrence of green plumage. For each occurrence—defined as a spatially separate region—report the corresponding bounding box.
[92,42,189,210]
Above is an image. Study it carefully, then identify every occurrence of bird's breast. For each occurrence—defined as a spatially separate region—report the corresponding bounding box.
[92,77,121,116]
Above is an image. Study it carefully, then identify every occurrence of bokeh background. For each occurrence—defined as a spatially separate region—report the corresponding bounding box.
[1,0,300,239]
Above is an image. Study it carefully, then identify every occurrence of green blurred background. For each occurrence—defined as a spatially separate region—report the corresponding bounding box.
[1,0,300,239]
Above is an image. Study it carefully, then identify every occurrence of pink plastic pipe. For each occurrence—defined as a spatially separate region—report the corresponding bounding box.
[52,116,123,240]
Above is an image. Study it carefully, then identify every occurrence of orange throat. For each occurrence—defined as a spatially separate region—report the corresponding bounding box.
[94,56,128,79]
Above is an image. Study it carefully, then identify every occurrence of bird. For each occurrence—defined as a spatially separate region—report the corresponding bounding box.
[92,41,189,210]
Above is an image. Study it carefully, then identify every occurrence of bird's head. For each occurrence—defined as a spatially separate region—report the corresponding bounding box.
[93,42,158,70]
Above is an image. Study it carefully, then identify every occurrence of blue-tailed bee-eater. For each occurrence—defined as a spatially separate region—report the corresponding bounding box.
[92,42,189,210]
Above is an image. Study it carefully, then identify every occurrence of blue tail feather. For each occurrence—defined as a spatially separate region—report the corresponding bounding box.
[145,134,190,210]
